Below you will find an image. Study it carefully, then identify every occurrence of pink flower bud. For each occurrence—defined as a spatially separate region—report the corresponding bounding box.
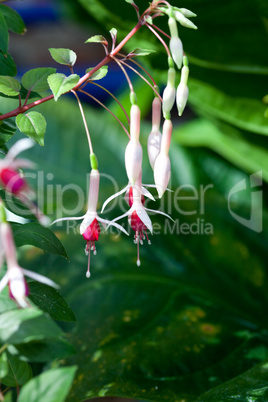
[148,97,162,169]
[176,83,189,116]
[153,153,171,199]
[153,119,172,198]
[125,105,142,184]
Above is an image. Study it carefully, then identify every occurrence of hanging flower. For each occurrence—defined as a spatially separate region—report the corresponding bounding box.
[168,17,183,69]
[107,172,173,266]
[52,169,129,278]
[0,220,58,308]
[162,67,176,119]
[0,138,49,225]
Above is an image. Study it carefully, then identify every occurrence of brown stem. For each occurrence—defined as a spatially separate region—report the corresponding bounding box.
[0,6,156,122]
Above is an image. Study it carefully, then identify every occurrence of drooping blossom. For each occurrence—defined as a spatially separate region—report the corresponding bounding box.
[0,218,58,308]
[107,172,173,266]
[52,168,128,278]
[154,119,172,198]
[0,138,49,225]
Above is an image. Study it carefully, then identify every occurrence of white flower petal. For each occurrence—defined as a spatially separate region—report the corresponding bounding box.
[51,214,86,226]
[105,207,134,231]
[98,216,129,236]
[6,138,34,163]
[101,184,129,213]
[145,207,174,222]
[136,207,153,234]
[22,269,59,289]
[80,212,97,235]
[141,186,155,201]
[0,273,9,293]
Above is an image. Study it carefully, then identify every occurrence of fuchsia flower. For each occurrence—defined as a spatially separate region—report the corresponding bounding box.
[176,60,189,116]
[52,168,128,278]
[0,220,58,308]
[107,172,173,266]
[0,138,34,195]
[0,138,49,225]
[168,17,183,69]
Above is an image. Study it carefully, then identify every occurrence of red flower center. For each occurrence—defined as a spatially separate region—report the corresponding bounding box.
[130,211,148,233]
[0,168,26,194]
[128,186,145,207]
[82,218,100,242]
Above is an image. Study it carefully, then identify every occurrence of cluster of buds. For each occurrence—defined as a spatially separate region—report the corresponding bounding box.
[158,4,196,118]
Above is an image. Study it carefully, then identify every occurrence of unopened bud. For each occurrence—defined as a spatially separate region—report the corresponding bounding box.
[161,119,172,155]
[162,68,176,118]
[154,152,171,198]
[170,37,183,69]
[176,65,189,116]
[174,11,198,29]
[148,130,162,170]
[130,104,140,143]
[177,8,197,18]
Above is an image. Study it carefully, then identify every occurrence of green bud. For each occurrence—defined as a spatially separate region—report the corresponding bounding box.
[183,55,189,67]
[130,92,137,105]
[90,153,98,170]
[168,56,174,69]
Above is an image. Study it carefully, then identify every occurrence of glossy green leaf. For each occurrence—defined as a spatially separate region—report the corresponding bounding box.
[1,352,32,387]
[18,366,77,402]
[28,282,76,321]
[0,189,37,220]
[0,287,17,313]
[21,67,56,93]
[0,352,8,378]
[48,48,77,66]
[47,73,80,101]
[12,222,69,260]
[0,308,63,344]
[85,35,107,44]
[16,111,46,145]
[0,4,26,34]
[8,339,76,363]
[0,75,21,96]
[188,78,268,136]
[0,11,8,54]
[0,117,16,145]
[130,47,156,56]
[0,51,16,76]
[85,65,108,80]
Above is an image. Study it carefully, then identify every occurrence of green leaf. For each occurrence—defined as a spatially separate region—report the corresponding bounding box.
[0,51,16,76]
[12,222,69,260]
[85,65,108,80]
[0,308,63,344]
[0,189,37,220]
[47,73,80,101]
[28,282,76,321]
[188,78,268,136]
[48,48,77,66]
[1,352,32,387]
[130,47,156,56]
[21,67,56,92]
[0,352,8,378]
[8,339,76,363]
[85,35,107,44]
[16,111,46,145]
[0,11,8,54]
[18,366,77,402]
[0,117,16,145]
[0,75,21,96]
[0,4,26,34]
[0,287,17,313]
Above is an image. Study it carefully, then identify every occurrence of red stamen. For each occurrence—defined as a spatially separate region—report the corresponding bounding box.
[0,168,26,194]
